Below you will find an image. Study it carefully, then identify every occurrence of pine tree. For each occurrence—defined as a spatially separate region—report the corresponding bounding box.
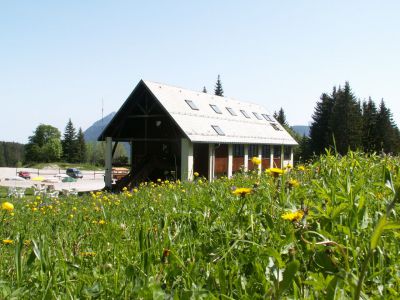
[361,98,378,152]
[0,143,5,167]
[309,92,335,155]
[76,128,87,163]
[375,100,399,153]
[202,86,207,93]
[273,108,289,127]
[214,75,224,96]
[330,82,362,154]
[62,119,78,162]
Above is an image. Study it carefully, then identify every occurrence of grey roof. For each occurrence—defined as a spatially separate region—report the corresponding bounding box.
[143,80,298,145]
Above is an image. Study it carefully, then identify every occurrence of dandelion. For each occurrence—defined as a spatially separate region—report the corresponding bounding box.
[69,214,74,219]
[232,187,252,197]
[80,251,96,257]
[98,219,106,225]
[287,179,300,188]
[251,156,262,165]
[2,239,13,245]
[133,188,138,193]
[281,210,304,222]
[194,172,199,177]
[1,202,14,211]
[285,164,292,169]
[122,187,128,192]
[157,178,162,183]
[268,168,285,177]
[297,165,305,171]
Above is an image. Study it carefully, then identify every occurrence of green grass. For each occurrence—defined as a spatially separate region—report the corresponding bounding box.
[1,152,400,299]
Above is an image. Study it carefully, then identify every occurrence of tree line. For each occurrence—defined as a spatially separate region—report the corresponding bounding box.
[0,142,25,167]
[282,82,400,160]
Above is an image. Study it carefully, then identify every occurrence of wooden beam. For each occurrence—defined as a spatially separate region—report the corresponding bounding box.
[112,141,119,157]
[127,114,166,119]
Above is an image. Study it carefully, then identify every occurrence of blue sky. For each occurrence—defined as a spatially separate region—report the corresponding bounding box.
[1,1,399,143]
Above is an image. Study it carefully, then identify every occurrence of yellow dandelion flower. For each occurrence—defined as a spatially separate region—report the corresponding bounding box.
[98,219,106,225]
[2,239,13,245]
[297,165,305,171]
[157,178,162,183]
[251,156,262,165]
[122,187,128,192]
[1,202,14,211]
[80,251,96,257]
[133,188,138,193]
[69,214,74,219]
[194,172,199,177]
[269,168,285,177]
[288,179,300,188]
[281,210,304,222]
[232,188,252,196]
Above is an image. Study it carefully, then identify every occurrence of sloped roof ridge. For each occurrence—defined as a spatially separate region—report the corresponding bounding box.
[142,80,268,109]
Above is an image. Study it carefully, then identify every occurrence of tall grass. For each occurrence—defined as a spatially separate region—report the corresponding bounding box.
[0,152,399,299]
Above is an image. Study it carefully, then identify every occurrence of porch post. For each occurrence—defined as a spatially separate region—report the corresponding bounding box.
[258,144,262,175]
[244,144,249,172]
[228,144,233,178]
[281,145,284,169]
[181,138,194,181]
[290,146,294,166]
[105,137,113,189]
[270,145,274,168]
[208,144,215,182]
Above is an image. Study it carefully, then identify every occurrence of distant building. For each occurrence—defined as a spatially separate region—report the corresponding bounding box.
[98,80,297,188]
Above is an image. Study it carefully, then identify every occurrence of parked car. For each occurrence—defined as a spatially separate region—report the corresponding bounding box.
[18,171,31,179]
[66,168,83,179]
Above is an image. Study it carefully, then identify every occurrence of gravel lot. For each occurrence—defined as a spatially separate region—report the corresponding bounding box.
[0,167,105,192]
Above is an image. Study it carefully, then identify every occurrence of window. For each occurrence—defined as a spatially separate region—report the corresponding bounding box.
[233,144,244,156]
[262,114,273,122]
[270,123,281,131]
[274,145,281,158]
[210,104,222,114]
[284,146,291,160]
[185,99,199,110]
[262,145,271,157]
[240,110,250,118]
[226,107,237,116]
[253,112,263,120]
[248,144,258,157]
[211,125,225,135]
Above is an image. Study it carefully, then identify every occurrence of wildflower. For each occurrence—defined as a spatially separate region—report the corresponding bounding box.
[24,240,31,246]
[163,248,171,257]
[2,239,13,245]
[287,179,300,188]
[1,202,14,211]
[285,164,292,169]
[232,187,252,197]
[194,172,199,177]
[80,251,96,257]
[251,156,262,165]
[157,178,162,183]
[297,165,305,171]
[98,219,106,225]
[133,188,138,193]
[281,210,304,222]
[69,214,74,219]
[198,179,203,184]
[72,207,77,211]
[268,168,285,177]
[122,187,128,192]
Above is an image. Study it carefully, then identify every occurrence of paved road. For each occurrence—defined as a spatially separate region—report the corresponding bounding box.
[0,167,105,192]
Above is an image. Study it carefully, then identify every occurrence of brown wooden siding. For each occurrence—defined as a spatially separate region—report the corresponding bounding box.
[272,158,282,168]
[215,144,228,175]
[262,158,270,169]
[233,157,244,173]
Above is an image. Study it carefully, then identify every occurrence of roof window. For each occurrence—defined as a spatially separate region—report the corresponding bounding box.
[253,112,263,120]
[240,110,250,118]
[226,107,237,116]
[185,99,199,110]
[262,114,273,121]
[270,123,281,131]
[211,125,225,135]
[210,104,222,114]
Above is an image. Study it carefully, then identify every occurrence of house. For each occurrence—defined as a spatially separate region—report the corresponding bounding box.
[98,80,298,189]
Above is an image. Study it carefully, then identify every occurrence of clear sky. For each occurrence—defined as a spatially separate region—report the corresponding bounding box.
[1,1,399,143]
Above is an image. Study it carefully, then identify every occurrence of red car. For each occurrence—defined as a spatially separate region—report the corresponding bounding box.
[18,171,31,179]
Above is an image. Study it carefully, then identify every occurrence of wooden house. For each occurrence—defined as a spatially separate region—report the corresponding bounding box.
[98,80,298,189]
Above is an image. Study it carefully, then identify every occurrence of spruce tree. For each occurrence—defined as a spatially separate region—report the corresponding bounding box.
[273,108,289,127]
[214,75,224,96]
[202,86,207,93]
[309,92,334,155]
[62,119,78,162]
[361,98,378,152]
[76,128,87,163]
[375,100,399,153]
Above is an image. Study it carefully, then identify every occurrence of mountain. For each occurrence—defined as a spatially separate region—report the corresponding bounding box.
[291,125,310,137]
[84,112,116,141]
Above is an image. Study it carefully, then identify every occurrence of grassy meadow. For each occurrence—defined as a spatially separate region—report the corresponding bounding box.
[1,152,400,299]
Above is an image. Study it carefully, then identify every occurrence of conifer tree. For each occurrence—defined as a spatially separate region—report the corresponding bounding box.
[202,86,207,93]
[361,98,378,152]
[273,108,289,127]
[76,128,87,163]
[214,75,224,96]
[62,119,78,162]
[375,100,399,153]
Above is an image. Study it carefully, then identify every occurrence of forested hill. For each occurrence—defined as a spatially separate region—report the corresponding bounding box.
[83,112,116,141]
[0,141,25,167]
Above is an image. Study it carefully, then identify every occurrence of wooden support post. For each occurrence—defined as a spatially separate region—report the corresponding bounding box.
[105,137,113,189]
[270,145,274,168]
[244,144,249,172]
[180,138,194,181]
[258,144,262,175]
[208,144,214,182]
[290,146,294,166]
[228,144,233,178]
[281,145,284,169]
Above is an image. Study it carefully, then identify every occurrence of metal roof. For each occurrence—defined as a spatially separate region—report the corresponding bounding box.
[143,80,298,145]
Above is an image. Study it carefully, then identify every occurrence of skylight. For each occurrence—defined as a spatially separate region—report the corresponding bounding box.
[211,125,225,135]
[270,123,281,131]
[262,114,273,121]
[210,104,222,114]
[226,107,237,116]
[185,99,199,110]
[240,110,250,118]
[253,112,263,120]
